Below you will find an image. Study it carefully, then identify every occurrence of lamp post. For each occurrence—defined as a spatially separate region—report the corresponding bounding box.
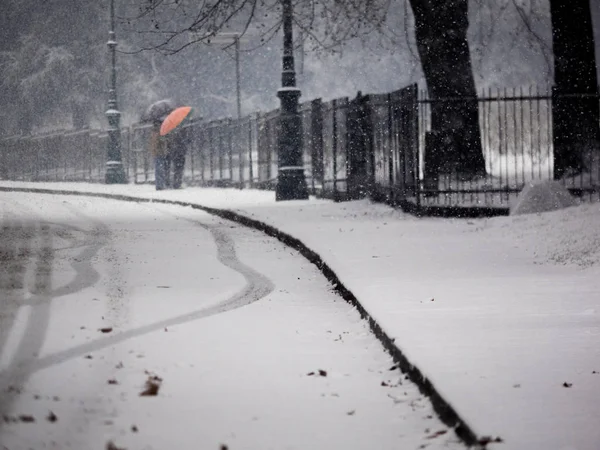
[105,0,127,184]
[275,0,308,201]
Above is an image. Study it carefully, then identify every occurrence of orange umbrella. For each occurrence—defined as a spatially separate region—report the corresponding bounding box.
[160,106,193,136]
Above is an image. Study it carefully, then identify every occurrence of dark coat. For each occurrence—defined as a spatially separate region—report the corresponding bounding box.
[167,127,188,157]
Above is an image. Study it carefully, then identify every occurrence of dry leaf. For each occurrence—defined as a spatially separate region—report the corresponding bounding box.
[426,430,447,439]
[140,374,162,396]
[106,441,126,450]
[478,436,503,445]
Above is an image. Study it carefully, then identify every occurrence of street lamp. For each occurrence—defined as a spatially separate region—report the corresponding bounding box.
[275,0,308,201]
[105,0,127,184]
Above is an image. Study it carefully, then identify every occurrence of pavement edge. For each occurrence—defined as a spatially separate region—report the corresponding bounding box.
[0,186,486,448]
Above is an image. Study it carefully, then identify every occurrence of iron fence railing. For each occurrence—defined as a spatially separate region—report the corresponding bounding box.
[418,87,552,208]
[1,84,599,213]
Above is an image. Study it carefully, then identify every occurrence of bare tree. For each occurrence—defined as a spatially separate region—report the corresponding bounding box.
[0,1,109,133]
[408,0,486,178]
[0,35,75,133]
[119,0,390,55]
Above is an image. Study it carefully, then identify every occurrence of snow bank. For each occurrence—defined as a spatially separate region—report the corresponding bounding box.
[510,180,578,215]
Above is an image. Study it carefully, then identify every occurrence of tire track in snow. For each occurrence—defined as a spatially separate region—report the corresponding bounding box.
[0,198,111,424]
[0,198,274,386]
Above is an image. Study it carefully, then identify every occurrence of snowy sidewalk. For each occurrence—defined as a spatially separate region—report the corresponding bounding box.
[1,181,599,450]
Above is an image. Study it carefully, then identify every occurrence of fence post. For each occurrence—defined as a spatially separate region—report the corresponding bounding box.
[202,127,207,184]
[332,99,338,198]
[411,84,421,208]
[346,92,372,200]
[228,119,234,186]
[311,99,323,195]
[248,116,254,188]
[208,126,213,184]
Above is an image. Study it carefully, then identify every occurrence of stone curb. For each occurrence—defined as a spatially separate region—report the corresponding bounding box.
[0,186,486,448]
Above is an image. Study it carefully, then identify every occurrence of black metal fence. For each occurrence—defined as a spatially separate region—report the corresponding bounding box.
[418,86,600,210]
[2,84,599,214]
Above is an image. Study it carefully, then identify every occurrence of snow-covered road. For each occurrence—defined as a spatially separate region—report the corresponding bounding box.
[0,193,464,450]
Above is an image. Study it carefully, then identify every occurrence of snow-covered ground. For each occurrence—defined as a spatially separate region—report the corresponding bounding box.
[1,181,599,450]
[0,191,463,450]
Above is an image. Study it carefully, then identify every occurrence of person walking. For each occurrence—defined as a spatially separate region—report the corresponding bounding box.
[167,126,188,189]
[149,119,170,190]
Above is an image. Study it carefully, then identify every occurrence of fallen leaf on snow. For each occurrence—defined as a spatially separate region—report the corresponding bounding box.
[426,430,447,439]
[106,441,126,450]
[140,374,162,396]
[478,436,503,445]
[99,327,113,333]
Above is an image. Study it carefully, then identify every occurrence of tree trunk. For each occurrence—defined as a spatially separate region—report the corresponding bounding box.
[550,0,599,177]
[408,0,486,178]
